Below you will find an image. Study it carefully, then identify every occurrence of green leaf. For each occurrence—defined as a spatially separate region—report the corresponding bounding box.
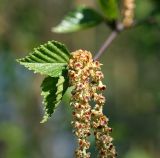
[97,0,119,21]
[17,40,71,77]
[52,6,104,33]
[40,73,69,123]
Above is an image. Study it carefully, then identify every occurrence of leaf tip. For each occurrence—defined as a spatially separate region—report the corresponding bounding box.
[51,26,66,33]
[16,58,21,63]
[40,120,47,124]
[40,114,49,123]
[16,59,25,66]
[51,27,58,32]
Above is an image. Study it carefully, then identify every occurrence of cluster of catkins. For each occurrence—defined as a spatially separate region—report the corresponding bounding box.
[122,0,135,27]
[68,50,116,158]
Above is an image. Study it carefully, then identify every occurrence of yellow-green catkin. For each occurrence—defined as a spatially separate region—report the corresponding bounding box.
[123,0,135,27]
[69,50,92,158]
[90,61,117,158]
[68,50,116,158]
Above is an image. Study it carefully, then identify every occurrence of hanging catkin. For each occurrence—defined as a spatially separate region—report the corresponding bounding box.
[90,61,116,158]
[69,50,92,158]
[69,50,116,158]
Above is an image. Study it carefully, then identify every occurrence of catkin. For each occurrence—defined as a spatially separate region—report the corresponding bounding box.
[90,62,116,158]
[68,50,116,158]
[122,0,135,27]
[69,50,92,158]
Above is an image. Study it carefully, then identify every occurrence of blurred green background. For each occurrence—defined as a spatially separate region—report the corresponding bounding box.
[0,0,160,158]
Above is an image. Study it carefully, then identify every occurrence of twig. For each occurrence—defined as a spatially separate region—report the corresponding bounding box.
[94,31,118,60]
[94,12,159,60]
[94,23,124,60]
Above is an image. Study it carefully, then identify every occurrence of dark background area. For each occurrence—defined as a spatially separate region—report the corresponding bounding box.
[0,0,160,158]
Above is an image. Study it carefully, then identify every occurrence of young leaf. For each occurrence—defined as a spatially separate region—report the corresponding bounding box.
[17,41,71,77]
[52,6,104,33]
[40,74,69,123]
[97,0,119,21]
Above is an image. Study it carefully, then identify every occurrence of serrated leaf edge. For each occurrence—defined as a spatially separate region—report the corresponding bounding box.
[40,76,68,123]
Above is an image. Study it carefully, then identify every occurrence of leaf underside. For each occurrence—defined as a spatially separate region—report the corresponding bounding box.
[52,6,104,33]
[17,40,71,77]
[41,73,69,123]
